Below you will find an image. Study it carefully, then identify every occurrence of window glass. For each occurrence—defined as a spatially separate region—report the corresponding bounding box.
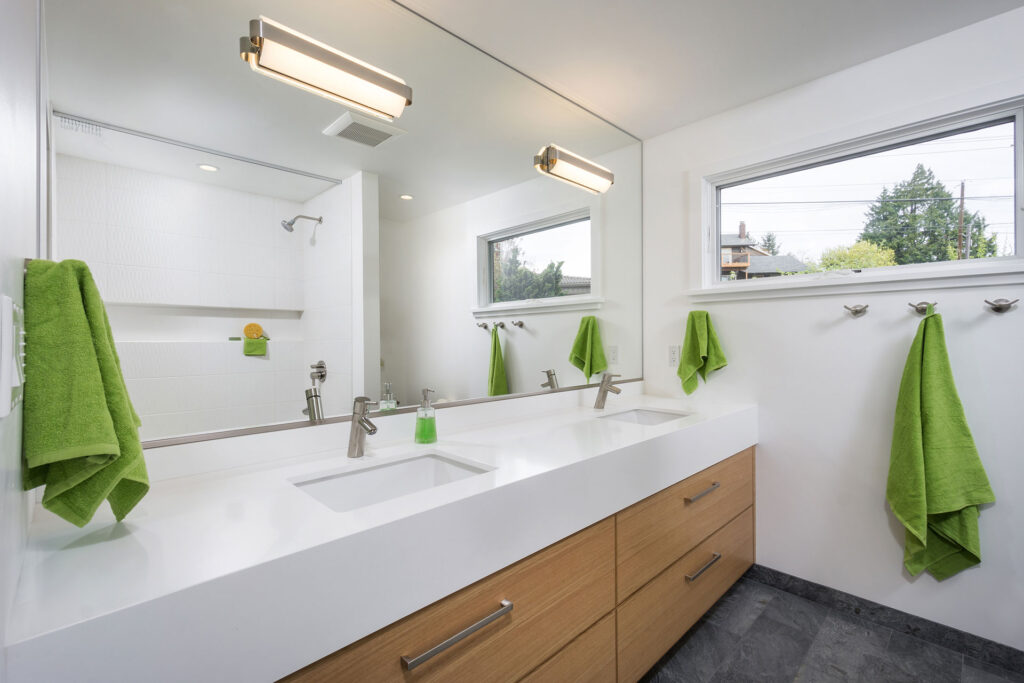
[489,217,591,303]
[717,120,1016,281]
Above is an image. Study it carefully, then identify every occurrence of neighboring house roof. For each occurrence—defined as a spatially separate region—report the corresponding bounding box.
[560,275,591,294]
[721,233,757,247]
[746,254,808,274]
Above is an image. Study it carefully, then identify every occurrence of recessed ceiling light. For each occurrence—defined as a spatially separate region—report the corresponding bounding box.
[400,194,413,200]
[198,164,219,172]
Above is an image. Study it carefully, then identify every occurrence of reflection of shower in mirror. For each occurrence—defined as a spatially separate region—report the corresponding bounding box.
[281,214,323,232]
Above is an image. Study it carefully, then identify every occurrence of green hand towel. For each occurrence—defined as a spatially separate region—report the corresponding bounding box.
[243,338,267,356]
[22,260,149,527]
[487,327,509,396]
[569,315,608,382]
[676,311,727,395]
[887,304,994,580]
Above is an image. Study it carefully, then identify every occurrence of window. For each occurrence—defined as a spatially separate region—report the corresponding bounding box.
[713,108,1022,285]
[486,214,592,304]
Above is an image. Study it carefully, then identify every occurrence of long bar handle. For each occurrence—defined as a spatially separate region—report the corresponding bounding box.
[685,552,722,583]
[401,599,513,670]
[684,481,720,504]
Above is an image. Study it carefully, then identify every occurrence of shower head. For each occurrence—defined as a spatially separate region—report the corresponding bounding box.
[281,215,323,232]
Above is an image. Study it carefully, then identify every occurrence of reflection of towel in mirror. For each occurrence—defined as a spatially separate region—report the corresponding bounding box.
[676,311,727,395]
[488,327,509,396]
[22,259,149,527]
[887,305,995,580]
[569,315,607,382]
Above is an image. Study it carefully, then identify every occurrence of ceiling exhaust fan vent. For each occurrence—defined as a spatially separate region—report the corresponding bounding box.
[322,111,406,147]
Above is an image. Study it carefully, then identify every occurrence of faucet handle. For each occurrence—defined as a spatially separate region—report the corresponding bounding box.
[353,396,378,406]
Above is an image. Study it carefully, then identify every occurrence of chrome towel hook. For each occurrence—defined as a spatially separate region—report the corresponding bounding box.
[494,321,506,329]
[476,322,489,330]
[844,304,869,317]
[908,301,936,314]
[984,298,1019,313]
[510,320,525,328]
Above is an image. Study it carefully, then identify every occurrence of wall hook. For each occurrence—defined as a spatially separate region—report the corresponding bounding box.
[476,322,489,330]
[843,304,869,317]
[908,301,936,314]
[984,298,1019,313]
[494,321,506,329]
[510,320,525,328]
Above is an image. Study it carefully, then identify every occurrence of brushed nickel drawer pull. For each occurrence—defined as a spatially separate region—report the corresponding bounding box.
[401,599,513,670]
[685,552,722,583]
[684,481,720,504]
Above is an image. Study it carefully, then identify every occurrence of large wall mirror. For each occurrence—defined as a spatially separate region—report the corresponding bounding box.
[44,0,643,442]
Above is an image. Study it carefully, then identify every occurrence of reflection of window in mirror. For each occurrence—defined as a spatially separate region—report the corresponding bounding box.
[486,213,591,304]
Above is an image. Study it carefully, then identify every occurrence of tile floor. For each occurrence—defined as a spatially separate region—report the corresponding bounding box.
[642,578,1024,683]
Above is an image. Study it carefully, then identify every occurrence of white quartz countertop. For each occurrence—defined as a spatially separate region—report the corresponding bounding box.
[7,393,757,682]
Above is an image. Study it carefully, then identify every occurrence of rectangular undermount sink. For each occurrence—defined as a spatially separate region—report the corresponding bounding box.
[600,408,690,426]
[292,453,491,513]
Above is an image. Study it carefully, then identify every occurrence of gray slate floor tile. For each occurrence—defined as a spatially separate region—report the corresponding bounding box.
[963,656,1024,683]
[711,611,818,682]
[703,579,777,637]
[793,610,893,682]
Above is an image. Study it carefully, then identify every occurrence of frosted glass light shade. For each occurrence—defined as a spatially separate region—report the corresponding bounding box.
[534,144,614,194]
[240,16,412,121]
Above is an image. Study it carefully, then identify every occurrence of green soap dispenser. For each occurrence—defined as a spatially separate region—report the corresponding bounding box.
[414,388,437,444]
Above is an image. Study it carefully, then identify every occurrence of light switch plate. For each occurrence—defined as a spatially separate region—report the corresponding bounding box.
[0,295,25,419]
[606,345,618,364]
[668,345,681,368]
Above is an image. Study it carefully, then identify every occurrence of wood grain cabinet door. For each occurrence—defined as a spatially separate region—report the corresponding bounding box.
[616,448,754,601]
[284,518,615,683]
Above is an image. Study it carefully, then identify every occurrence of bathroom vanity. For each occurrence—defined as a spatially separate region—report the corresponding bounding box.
[6,391,757,682]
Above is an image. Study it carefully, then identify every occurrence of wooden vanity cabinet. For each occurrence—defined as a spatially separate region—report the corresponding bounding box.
[284,449,754,683]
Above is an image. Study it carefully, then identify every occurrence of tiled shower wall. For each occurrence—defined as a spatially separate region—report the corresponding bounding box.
[55,154,305,310]
[53,155,355,440]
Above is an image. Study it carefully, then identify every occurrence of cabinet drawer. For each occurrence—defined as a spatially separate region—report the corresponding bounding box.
[616,448,753,600]
[521,611,616,683]
[617,507,754,683]
[285,517,615,683]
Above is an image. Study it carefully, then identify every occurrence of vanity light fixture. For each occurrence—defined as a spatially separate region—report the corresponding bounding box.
[533,144,614,194]
[240,16,412,122]
[399,194,413,200]
[197,164,219,172]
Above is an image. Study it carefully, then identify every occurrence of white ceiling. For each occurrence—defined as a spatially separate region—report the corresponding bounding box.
[44,0,635,218]
[398,0,1024,140]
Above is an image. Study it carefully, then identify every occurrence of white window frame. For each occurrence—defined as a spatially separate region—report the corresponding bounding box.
[696,99,1024,300]
[472,207,604,317]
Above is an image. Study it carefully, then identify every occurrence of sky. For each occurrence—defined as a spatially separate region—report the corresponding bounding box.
[719,122,1017,264]
[494,218,592,278]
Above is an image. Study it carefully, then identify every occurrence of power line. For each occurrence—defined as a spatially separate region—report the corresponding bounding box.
[721,195,1013,206]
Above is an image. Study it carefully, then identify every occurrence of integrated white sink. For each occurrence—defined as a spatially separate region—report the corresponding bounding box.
[600,408,690,426]
[292,453,491,513]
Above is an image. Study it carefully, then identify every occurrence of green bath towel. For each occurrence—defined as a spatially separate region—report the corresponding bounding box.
[488,327,509,396]
[22,260,149,527]
[887,305,994,580]
[569,315,608,382]
[677,311,727,395]
[243,338,267,356]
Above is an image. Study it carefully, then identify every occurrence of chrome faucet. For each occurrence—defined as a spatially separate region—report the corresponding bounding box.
[347,396,378,458]
[540,369,559,391]
[593,373,622,409]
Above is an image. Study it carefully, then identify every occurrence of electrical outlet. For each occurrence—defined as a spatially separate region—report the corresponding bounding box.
[606,345,619,364]
[668,345,681,368]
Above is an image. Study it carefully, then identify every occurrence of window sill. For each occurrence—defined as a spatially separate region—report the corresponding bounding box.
[688,258,1024,302]
[472,295,605,317]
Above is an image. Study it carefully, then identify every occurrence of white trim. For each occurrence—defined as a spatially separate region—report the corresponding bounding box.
[471,295,604,317]
[689,257,1024,302]
[701,97,1024,293]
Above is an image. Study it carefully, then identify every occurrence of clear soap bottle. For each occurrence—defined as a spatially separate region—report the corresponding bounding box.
[380,381,397,411]
[414,388,437,444]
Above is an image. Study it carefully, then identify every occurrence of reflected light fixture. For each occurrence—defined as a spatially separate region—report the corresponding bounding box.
[534,144,614,194]
[198,164,219,172]
[399,194,413,200]
[240,16,412,121]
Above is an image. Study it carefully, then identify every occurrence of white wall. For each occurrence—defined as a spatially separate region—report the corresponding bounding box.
[380,145,642,406]
[643,9,1024,648]
[0,0,40,676]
